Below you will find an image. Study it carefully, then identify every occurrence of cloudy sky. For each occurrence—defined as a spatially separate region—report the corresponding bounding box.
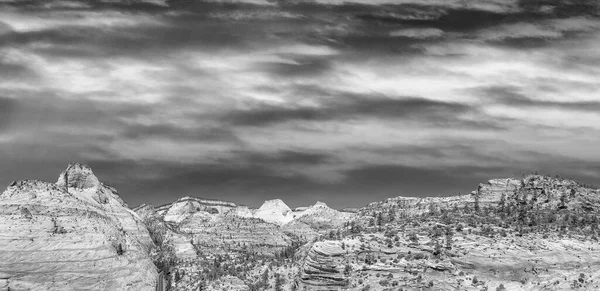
[1,0,599,209]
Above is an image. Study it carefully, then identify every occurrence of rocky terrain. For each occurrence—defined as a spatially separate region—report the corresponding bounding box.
[293,175,600,291]
[133,194,356,290]
[0,163,157,291]
[2,165,600,291]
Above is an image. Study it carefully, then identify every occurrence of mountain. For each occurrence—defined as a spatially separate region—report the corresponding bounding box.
[4,166,600,291]
[133,196,354,261]
[0,163,157,291]
[253,199,294,225]
[293,201,356,231]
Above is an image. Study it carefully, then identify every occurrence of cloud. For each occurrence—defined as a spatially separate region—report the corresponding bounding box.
[477,18,600,44]
[1,0,599,208]
[480,85,600,112]
[220,93,497,131]
[390,28,445,39]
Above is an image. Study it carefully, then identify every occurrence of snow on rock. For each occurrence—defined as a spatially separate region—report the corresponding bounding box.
[254,199,294,225]
[0,164,157,291]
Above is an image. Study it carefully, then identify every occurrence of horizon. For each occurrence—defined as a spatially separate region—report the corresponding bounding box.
[1,0,600,209]
[2,162,598,209]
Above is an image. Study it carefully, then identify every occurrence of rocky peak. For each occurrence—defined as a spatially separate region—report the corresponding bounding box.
[254,199,294,225]
[1,164,157,290]
[313,201,328,208]
[56,162,100,190]
[258,199,291,214]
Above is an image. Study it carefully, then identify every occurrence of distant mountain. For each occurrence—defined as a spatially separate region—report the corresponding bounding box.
[253,199,294,225]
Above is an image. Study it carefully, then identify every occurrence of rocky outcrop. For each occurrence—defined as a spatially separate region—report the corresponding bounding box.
[294,202,356,231]
[299,241,349,288]
[56,163,101,190]
[158,197,237,223]
[181,213,292,256]
[0,164,157,291]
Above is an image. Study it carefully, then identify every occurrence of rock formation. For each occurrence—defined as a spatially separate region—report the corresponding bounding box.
[253,199,294,225]
[0,163,157,291]
[6,168,600,291]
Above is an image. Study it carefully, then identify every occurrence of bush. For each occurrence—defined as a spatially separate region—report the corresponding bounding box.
[116,243,124,255]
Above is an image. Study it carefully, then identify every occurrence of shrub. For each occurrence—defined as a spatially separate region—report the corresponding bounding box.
[116,243,124,255]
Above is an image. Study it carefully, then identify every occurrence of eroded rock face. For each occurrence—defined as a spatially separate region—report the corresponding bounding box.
[0,164,157,291]
[159,197,237,223]
[299,241,349,288]
[56,162,101,190]
[254,199,294,225]
[294,202,356,230]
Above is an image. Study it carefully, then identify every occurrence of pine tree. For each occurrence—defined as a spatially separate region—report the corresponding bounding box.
[474,185,481,213]
[344,263,352,276]
[445,227,454,250]
[433,238,442,257]
[376,212,384,227]
[274,273,284,291]
[498,193,506,213]
[560,192,568,209]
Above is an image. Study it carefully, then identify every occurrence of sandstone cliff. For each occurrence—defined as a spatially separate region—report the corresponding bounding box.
[0,163,157,291]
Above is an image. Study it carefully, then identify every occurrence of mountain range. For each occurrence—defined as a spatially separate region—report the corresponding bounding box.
[2,163,600,290]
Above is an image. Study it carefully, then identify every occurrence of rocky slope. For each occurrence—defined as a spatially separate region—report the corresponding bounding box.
[139,197,356,259]
[0,163,157,291]
[135,196,355,290]
[295,175,600,291]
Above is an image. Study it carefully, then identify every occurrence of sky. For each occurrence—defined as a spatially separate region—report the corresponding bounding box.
[0,0,599,209]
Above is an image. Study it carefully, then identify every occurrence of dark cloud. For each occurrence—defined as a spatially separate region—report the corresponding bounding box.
[356,7,511,31]
[223,91,506,130]
[0,92,151,130]
[481,85,600,112]
[256,57,333,77]
[245,150,333,165]
[223,105,326,126]
[0,60,37,81]
[119,123,243,143]
[518,0,600,17]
